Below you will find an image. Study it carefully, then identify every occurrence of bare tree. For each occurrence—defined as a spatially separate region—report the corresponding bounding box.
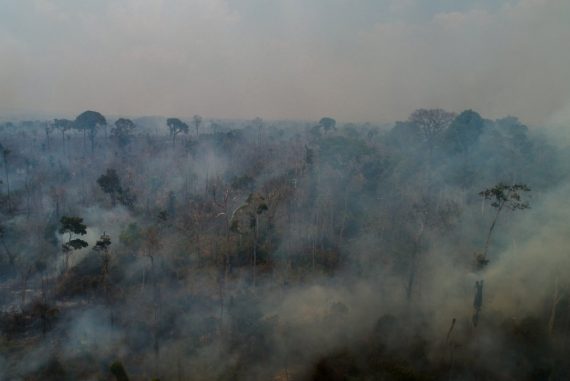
[408,108,455,155]
[53,118,74,155]
[192,114,203,138]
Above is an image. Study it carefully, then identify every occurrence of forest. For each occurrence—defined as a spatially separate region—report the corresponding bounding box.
[0,109,569,380]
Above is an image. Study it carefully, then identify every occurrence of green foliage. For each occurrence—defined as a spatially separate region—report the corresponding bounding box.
[59,216,87,236]
[59,216,88,252]
[97,169,121,196]
[97,169,137,208]
[65,238,89,251]
[94,232,111,252]
[117,187,137,209]
[479,183,531,210]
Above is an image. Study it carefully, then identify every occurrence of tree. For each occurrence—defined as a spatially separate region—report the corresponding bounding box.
[319,117,336,134]
[166,118,189,147]
[477,183,530,266]
[252,117,264,145]
[111,118,136,148]
[59,216,88,272]
[44,122,54,151]
[97,169,122,206]
[0,223,16,266]
[231,192,268,288]
[53,118,74,155]
[97,169,137,209]
[94,232,112,310]
[444,110,484,154]
[1,144,11,211]
[75,110,107,153]
[408,108,455,155]
[192,115,203,138]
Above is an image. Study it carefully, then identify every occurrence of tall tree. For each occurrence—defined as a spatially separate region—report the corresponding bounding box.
[53,118,74,155]
[192,115,203,138]
[94,232,112,313]
[44,122,53,151]
[1,144,11,211]
[478,183,530,266]
[75,110,107,154]
[444,110,485,154]
[59,216,88,272]
[231,192,268,288]
[408,108,455,156]
[166,118,189,147]
[111,118,136,149]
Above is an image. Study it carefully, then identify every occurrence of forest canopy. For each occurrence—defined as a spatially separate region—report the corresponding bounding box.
[0,109,569,380]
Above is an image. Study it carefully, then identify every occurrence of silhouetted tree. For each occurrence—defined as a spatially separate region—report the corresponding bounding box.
[409,108,455,155]
[111,118,136,148]
[166,118,189,147]
[97,169,137,209]
[97,169,122,206]
[53,118,74,155]
[59,216,88,272]
[478,183,530,266]
[1,144,11,211]
[444,110,484,154]
[319,117,336,134]
[192,114,203,138]
[44,122,53,151]
[75,110,107,153]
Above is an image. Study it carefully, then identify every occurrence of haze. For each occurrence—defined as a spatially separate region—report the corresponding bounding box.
[1,0,569,124]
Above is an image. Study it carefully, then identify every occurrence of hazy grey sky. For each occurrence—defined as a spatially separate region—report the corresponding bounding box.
[1,0,569,124]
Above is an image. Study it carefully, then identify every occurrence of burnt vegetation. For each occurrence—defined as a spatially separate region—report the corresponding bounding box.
[0,109,569,380]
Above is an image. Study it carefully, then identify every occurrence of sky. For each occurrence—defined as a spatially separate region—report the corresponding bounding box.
[1,0,569,125]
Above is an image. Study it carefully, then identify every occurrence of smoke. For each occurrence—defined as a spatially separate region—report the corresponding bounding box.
[1,1,570,124]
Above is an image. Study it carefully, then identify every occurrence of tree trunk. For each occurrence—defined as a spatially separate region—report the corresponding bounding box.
[4,154,11,211]
[253,214,258,288]
[482,204,503,261]
[406,222,425,302]
[549,277,562,336]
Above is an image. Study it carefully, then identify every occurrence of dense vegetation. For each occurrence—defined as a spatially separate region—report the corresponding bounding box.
[0,109,569,380]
